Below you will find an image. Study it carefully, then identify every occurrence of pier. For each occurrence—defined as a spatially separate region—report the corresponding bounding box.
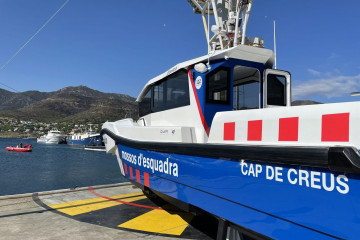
[0,183,215,239]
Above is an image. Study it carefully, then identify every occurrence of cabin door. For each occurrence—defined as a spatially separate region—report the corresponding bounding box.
[263,69,291,107]
[202,67,233,131]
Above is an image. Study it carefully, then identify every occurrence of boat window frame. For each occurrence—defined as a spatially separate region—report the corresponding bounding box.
[138,88,152,117]
[151,69,190,112]
[263,69,291,108]
[232,65,261,110]
[139,69,190,117]
[206,66,231,105]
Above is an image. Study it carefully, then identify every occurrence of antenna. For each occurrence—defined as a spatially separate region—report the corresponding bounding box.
[274,20,277,69]
[187,0,255,51]
[233,0,241,47]
[207,1,211,69]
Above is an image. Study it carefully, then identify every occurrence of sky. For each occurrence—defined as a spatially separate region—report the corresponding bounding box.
[0,0,359,104]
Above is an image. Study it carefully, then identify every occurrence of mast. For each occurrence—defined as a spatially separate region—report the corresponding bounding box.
[274,20,277,69]
[187,0,260,52]
[233,0,241,47]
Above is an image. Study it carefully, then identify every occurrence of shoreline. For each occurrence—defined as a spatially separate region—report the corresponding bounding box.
[0,134,37,138]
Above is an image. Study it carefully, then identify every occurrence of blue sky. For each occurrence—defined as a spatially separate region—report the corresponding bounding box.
[0,0,359,103]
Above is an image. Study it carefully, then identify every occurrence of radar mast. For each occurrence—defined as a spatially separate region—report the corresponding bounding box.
[187,0,263,53]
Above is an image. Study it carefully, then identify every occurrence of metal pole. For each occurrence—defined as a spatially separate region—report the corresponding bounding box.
[241,1,252,45]
[208,1,210,54]
[211,0,224,49]
[233,0,240,47]
[207,1,211,69]
[274,20,277,69]
[202,13,210,52]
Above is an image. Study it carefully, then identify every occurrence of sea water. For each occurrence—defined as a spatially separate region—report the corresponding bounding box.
[0,138,126,196]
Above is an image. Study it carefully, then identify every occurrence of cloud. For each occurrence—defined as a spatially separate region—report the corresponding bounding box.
[328,53,338,60]
[292,74,360,99]
[307,68,321,76]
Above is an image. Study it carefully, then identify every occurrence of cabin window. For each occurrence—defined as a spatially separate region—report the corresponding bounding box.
[151,70,190,112]
[139,90,151,117]
[166,72,190,108]
[233,66,260,110]
[153,81,165,109]
[267,74,286,106]
[206,67,230,105]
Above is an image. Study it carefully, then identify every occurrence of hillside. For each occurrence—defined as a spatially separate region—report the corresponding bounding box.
[291,100,322,106]
[0,87,322,124]
[0,86,138,123]
[0,89,51,111]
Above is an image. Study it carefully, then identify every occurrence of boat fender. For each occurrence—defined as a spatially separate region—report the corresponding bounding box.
[194,63,207,73]
[328,147,360,173]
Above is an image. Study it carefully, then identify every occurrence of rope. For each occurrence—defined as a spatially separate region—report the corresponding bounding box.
[0,0,71,92]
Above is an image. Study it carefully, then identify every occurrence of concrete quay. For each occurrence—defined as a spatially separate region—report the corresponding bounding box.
[0,183,214,240]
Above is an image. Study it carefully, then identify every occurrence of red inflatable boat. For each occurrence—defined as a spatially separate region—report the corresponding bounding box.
[6,145,32,152]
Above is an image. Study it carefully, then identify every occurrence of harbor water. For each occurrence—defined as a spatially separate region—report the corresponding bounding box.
[0,138,126,196]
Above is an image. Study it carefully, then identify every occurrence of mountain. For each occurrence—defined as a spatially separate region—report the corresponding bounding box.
[0,89,51,111]
[0,88,325,123]
[0,86,138,123]
[291,100,322,106]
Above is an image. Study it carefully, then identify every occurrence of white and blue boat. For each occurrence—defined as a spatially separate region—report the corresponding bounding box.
[67,126,102,146]
[102,1,360,239]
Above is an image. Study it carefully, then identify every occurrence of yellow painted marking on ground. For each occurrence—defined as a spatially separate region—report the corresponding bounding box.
[49,192,146,216]
[118,204,194,236]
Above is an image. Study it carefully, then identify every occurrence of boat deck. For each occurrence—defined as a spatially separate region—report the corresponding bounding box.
[0,183,216,240]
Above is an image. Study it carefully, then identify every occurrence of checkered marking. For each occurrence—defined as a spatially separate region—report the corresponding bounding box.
[223,113,350,143]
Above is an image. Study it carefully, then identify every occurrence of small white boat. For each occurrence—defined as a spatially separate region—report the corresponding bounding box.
[84,145,106,152]
[38,130,66,144]
[36,135,47,143]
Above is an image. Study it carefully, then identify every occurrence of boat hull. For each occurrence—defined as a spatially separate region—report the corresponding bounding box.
[84,145,106,151]
[45,136,65,144]
[6,146,32,152]
[115,143,360,240]
[36,137,46,143]
[67,135,102,146]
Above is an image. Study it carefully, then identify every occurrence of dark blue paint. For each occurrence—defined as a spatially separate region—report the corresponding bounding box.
[118,143,360,239]
[191,59,267,130]
[67,135,103,146]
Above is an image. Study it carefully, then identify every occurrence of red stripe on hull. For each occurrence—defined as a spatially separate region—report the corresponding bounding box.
[129,166,133,179]
[144,172,149,187]
[136,169,141,183]
[322,113,350,142]
[224,122,235,141]
[247,120,262,141]
[279,117,299,141]
[124,163,128,175]
[188,68,210,136]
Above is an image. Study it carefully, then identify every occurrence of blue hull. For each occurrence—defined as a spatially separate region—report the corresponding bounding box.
[117,143,360,240]
[67,135,103,146]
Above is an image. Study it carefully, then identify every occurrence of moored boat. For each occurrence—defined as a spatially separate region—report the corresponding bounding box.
[36,135,46,143]
[37,130,65,144]
[84,145,106,152]
[67,125,102,146]
[101,1,360,239]
[67,132,102,146]
[6,145,32,152]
